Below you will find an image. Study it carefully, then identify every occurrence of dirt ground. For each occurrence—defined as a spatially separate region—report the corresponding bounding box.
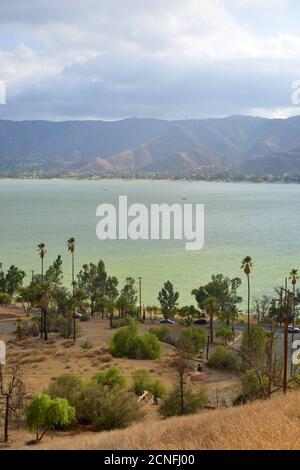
[0,309,240,449]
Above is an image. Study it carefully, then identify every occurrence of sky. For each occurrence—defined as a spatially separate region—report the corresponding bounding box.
[1,0,300,121]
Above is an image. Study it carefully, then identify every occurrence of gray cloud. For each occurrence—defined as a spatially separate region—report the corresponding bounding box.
[0,0,299,120]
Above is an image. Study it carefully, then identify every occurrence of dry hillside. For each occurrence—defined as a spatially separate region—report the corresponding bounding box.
[9,390,300,450]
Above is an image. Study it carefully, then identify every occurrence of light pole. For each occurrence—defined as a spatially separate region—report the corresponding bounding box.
[138,277,142,319]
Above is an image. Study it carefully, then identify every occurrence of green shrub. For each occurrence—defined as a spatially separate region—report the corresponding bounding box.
[92,389,143,431]
[148,326,176,346]
[109,320,161,359]
[111,317,132,329]
[131,369,152,395]
[240,369,268,401]
[26,393,75,441]
[177,327,206,355]
[160,386,207,417]
[93,366,126,390]
[80,339,93,350]
[75,381,143,430]
[216,327,234,343]
[48,373,84,408]
[0,292,11,305]
[57,317,80,339]
[131,369,166,400]
[207,346,238,370]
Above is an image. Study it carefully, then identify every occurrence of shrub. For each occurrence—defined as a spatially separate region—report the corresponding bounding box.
[26,393,75,441]
[57,317,80,339]
[139,332,162,359]
[131,369,166,401]
[0,292,11,305]
[131,369,152,395]
[93,366,126,390]
[240,369,268,401]
[109,320,161,359]
[216,327,234,344]
[148,326,176,346]
[80,339,93,350]
[177,327,206,355]
[207,346,238,370]
[75,382,143,430]
[160,386,207,417]
[48,373,84,408]
[111,317,132,329]
[92,389,143,431]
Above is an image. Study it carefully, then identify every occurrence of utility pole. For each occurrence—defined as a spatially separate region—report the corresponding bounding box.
[138,277,142,319]
[281,287,293,394]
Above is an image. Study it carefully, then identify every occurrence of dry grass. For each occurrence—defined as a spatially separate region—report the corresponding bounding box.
[23,391,300,450]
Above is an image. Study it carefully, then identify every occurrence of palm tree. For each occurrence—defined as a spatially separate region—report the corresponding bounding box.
[241,256,253,341]
[289,268,299,343]
[37,243,46,282]
[205,296,218,344]
[67,237,76,341]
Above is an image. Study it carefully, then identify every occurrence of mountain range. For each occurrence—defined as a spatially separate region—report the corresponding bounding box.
[1,115,300,176]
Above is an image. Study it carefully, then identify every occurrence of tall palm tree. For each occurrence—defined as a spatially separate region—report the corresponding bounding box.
[241,256,253,342]
[67,237,76,341]
[37,243,46,282]
[289,268,299,344]
[205,296,218,344]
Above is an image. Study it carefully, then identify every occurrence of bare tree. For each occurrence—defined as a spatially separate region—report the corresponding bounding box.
[0,362,26,443]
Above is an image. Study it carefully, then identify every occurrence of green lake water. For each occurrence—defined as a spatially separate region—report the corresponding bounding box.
[0,179,299,308]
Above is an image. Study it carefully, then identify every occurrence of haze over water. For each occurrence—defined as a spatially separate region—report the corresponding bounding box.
[0,179,299,307]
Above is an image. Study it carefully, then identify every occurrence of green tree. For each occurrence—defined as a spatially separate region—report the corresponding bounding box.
[158,281,179,319]
[77,260,107,316]
[2,265,26,296]
[117,277,137,317]
[26,393,75,441]
[178,305,199,325]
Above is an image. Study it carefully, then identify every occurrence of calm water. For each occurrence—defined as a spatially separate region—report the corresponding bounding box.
[0,179,299,307]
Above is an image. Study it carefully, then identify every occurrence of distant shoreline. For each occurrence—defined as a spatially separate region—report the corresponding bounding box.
[0,175,299,185]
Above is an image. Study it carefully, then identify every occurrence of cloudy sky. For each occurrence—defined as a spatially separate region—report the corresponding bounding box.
[1,0,300,121]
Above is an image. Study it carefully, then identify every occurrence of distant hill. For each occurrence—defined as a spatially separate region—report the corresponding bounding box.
[1,115,300,176]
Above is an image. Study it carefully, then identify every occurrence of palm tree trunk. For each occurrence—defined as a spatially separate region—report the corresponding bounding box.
[247,274,250,336]
[72,251,76,341]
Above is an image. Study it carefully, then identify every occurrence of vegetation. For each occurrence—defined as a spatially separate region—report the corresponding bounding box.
[26,394,75,441]
[109,320,162,359]
[158,281,179,319]
[160,387,207,418]
[131,369,166,401]
[207,346,238,371]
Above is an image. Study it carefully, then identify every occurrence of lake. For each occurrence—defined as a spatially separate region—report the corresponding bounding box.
[0,179,299,308]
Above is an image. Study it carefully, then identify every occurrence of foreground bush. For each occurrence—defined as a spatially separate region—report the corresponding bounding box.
[76,382,143,430]
[160,387,207,417]
[109,320,162,359]
[207,346,238,371]
[26,393,75,441]
[92,389,143,431]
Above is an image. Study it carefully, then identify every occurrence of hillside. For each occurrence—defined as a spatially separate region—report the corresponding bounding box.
[2,115,300,176]
[11,390,300,450]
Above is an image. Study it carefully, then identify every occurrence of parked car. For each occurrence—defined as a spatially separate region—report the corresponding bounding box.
[193,318,208,326]
[160,318,176,325]
[288,325,300,334]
